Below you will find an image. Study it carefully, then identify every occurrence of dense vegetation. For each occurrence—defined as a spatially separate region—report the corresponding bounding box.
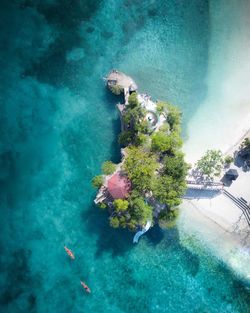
[93,92,188,231]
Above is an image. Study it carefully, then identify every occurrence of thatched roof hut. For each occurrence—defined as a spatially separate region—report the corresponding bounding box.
[225,168,239,180]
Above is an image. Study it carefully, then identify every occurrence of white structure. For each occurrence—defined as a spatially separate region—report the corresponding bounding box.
[137,94,166,132]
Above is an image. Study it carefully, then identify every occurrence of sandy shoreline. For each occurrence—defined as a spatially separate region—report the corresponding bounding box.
[181,121,250,282]
[179,201,250,282]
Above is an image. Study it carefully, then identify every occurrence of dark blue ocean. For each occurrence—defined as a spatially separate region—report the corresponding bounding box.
[0,1,249,312]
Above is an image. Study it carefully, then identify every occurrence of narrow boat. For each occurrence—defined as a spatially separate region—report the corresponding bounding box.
[80,281,91,293]
[64,246,75,260]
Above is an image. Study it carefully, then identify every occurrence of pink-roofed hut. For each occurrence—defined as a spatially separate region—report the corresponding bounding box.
[107,172,131,199]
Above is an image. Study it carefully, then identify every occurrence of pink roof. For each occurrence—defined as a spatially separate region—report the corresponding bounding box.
[107,172,131,199]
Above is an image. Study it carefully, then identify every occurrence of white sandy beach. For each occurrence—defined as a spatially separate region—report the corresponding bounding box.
[181,117,250,281]
[180,0,250,281]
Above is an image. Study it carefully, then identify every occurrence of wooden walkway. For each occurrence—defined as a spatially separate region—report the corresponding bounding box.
[186,180,224,191]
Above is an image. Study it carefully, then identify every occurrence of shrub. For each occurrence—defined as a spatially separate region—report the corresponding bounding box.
[240,137,250,150]
[128,92,139,109]
[110,84,123,95]
[109,216,120,228]
[118,130,134,146]
[224,155,234,165]
[123,146,158,193]
[102,161,116,175]
[98,202,107,209]
[113,199,129,213]
[92,175,103,188]
[158,209,179,229]
[196,150,224,179]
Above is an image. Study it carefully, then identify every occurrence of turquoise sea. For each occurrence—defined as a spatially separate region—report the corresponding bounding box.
[0,1,249,312]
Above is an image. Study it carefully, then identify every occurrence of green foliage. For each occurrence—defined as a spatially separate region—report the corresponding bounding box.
[128,92,139,109]
[135,119,150,134]
[151,131,182,153]
[163,152,189,181]
[156,101,168,118]
[110,84,123,95]
[123,146,158,193]
[166,103,181,131]
[118,130,134,146]
[129,197,153,225]
[113,199,129,213]
[92,175,103,188]
[134,133,148,147]
[159,123,170,133]
[98,202,107,209]
[196,150,224,179]
[152,175,185,207]
[158,209,179,229]
[241,137,250,150]
[224,155,234,166]
[102,161,116,175]
[93,94,186,231]
[151,132,172,153]
[109,216,120,228]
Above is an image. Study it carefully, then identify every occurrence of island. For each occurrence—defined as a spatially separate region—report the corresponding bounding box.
[92,70,189,236]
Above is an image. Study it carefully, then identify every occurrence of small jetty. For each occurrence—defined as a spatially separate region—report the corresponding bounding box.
[133,220,152,243]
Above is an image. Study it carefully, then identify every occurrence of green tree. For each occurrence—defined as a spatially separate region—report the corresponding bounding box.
[110,84,123,95]
[163,152,189,181]
[166,103,181,131]
[124,146,158,193]
[152,175,186,208]
[118,130,134,146]
[113,199,129,213]
[134,133,148,147]
[128,92,139,109]
[129,197,153,225]
[151,131,172,153]
[151,131,182,153]
[98,202,107,209]
[102,161,116,175]
[224,155,234,166]
[196,150,224,179]
[156,101,168,118]
[241,137,250,150]
[158,209,179,229]
[92,175,103,188]
[109,216,120,228]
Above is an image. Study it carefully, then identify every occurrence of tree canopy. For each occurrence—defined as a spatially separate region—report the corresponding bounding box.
[196,150,224,179]
[113,199,129,213]
[102,161,116,175]
[129,196,153,225]
[128,92,139,109]
[123,146,158,193]
[92,175,103,188]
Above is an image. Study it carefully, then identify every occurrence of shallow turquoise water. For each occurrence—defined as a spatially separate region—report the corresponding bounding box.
[0,1,249,312]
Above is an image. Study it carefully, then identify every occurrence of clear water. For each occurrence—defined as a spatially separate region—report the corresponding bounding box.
[0,1,249,312]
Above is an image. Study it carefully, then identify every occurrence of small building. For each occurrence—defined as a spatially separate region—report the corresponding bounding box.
[107,172,131,199]
[106,70,138,94]
[225,168,239,181]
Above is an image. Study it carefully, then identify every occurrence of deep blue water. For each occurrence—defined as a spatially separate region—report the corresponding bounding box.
[0,1,249,312]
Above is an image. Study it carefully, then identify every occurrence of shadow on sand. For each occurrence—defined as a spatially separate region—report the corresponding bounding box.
[184,188,221,200]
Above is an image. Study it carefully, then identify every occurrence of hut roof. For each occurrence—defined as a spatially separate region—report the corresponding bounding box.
[226,168,239,180]
[107,172,131,199]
